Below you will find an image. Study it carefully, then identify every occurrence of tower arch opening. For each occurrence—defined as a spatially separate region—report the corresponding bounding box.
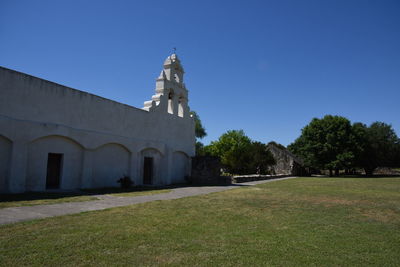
[178,96,184,117]
[168,90,174,114]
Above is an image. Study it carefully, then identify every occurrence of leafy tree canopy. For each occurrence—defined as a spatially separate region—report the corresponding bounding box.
[250,141,276,174]
[288,115,400,176]
[353,122,399,175]
[288,115,355,175]
[190,111,207,156]
[205,130,275,175]
[190,111,207,139]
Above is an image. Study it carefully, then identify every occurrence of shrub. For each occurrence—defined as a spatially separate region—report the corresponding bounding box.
[117,175,133,189]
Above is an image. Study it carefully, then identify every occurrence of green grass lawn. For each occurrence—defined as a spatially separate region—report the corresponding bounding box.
[0,193,98,209]
[107,189,171,197]
[83,187,172,198]
[1,177,399,266]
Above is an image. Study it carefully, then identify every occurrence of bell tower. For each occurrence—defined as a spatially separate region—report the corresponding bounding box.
[143,53,190,118]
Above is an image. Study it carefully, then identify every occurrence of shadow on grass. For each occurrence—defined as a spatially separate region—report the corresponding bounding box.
[82,182,252,194]
[0,191,90,203]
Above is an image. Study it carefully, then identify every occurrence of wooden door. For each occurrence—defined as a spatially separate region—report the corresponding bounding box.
[143,157,153,185]
[46,153,63,189]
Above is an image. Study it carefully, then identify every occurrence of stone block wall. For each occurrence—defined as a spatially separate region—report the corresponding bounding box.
[190,156,231,185]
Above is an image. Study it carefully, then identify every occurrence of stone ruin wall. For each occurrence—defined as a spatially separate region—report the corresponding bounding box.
[268,143,306,176]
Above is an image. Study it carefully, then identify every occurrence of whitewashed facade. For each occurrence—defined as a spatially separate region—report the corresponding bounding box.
[0,54,195,193]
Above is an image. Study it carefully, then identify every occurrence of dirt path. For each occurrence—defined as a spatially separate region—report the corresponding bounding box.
[0,177,297,225]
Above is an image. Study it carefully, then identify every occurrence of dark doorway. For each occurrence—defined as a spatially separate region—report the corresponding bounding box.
[143,157,153,185]
[46,153,63,189]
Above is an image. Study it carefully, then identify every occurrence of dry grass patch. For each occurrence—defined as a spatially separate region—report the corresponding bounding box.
[299,195,366,206]
[357,208,399,223]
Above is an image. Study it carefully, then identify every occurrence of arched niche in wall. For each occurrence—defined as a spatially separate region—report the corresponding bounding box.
[92,143,130,188]
[0,135,12,192]
[171,151,190,184]
[140,148,163,185]
[27,135,84,191]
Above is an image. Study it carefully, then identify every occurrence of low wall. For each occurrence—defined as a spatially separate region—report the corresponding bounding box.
[232,174,290,183]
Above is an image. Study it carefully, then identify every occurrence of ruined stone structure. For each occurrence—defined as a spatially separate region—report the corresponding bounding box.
[0,54,195,193]
[190,156,231,185]
[267,142,306,176]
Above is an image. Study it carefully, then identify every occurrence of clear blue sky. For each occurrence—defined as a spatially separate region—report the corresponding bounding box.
[1,0,399,146]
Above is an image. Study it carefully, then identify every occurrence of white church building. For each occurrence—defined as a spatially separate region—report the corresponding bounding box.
[0,54,195,193]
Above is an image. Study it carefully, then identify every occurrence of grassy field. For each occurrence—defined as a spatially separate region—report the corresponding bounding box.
[107,189,171,197]
[0,188,172,209]
[83,187,172,198]
[1,177,399,266]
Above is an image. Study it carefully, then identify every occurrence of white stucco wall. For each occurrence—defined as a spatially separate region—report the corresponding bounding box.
[92,144,130,188]
[171,151,189,184]
[26,135,83,191]
[0,69,194,151]
[0,54,195,193]
[139,148,163,185]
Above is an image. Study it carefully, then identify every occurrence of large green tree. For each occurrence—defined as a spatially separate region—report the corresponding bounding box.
[288,115,355,176]
[205,130,252,174]
[289,116,400,176]
[353,122,399,175]
[249,141,276,174]
[190,111,207,139]
[205,130,275,175]
[190,111,207,156]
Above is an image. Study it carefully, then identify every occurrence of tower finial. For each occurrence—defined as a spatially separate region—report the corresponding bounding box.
[173,47,176,54]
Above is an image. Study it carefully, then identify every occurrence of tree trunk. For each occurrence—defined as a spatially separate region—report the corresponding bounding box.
[335,169,339,176]
[364,167,375,176]
[329,169,333,177]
